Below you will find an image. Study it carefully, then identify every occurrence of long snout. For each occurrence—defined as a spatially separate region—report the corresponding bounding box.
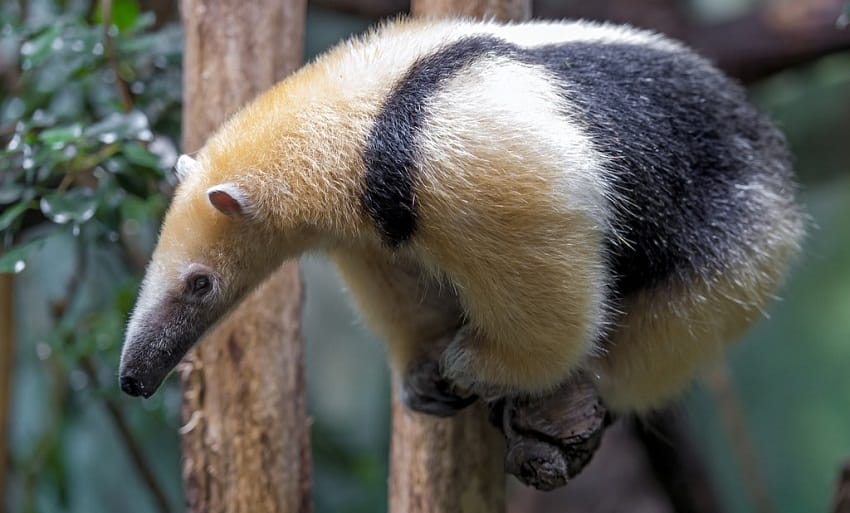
[119,307,206,398]
[119,371,162,398]
[119,340,185,398]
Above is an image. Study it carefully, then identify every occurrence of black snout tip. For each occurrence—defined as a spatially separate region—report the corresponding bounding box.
[120,375,152,398]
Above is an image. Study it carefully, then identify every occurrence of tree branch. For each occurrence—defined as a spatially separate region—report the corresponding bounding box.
[634,409,727,513]
[54,238,172,513]
[310,0,406,17]
[311,0,850,84]
[704,363,777,513]
[689,0,850,83]
[100,0,135,113]
[79,357,173,513]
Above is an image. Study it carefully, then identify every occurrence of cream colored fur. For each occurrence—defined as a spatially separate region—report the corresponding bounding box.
[138,18,802,411]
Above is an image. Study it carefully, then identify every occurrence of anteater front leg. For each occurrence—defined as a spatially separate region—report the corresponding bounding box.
[329,248,476,416]
[401,332,477,417]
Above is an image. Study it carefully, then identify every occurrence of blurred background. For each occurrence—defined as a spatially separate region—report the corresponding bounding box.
[0,0,848,512]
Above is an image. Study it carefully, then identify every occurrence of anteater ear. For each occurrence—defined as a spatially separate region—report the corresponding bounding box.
[207,183,250,217]
[175,155,199,183]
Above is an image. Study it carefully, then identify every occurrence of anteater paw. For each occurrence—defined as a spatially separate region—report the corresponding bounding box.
[489,377,611,491]
[401,358,477,417]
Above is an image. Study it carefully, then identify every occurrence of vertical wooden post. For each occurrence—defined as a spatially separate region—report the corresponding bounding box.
[411,0,530,21]
[388,3,530,513]
[179,1,311,512]
[0,273,12,513]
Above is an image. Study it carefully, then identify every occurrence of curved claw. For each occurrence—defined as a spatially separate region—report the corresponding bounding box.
[401,359,478,417]
[489,377,611,490]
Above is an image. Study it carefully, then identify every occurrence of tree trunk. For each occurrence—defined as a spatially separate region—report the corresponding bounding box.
[411,0,531,21]
[179,1,310,512]
[0,273,12,513]
[389,388,506,513]
[388,2,530,513]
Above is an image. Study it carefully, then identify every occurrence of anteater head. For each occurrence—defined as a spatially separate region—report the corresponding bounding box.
[118,154,291,398]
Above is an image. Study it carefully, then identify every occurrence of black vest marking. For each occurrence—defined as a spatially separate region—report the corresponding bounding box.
[522,42,789,296]
[364,35,790,296]
[363,37,512,246]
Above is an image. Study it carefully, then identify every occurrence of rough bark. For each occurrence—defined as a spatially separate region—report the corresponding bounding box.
[0,273,12,513]
[389,389,506,513]
[387,2,529,513]
[179,1,310,512]
[411,0,530,21]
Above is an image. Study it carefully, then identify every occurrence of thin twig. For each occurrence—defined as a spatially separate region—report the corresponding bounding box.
[79,357,173,513]
[704,363,777,513]
[59,238,172,513]
[100,0,134,113]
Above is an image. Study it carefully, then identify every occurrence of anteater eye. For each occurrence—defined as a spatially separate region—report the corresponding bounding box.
[190,275,211,296]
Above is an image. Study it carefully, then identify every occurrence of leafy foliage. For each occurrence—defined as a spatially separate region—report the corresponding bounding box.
[1,1,183,511]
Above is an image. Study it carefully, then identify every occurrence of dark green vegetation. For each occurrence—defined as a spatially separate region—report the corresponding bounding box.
[1,1,848,513]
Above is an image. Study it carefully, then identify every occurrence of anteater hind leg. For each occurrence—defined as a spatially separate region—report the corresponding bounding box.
[594,261,792,412]
[489,374,612,490]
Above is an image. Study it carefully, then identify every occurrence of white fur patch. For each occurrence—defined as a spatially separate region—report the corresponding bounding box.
[420,56,614,236]
[175,154,199,183]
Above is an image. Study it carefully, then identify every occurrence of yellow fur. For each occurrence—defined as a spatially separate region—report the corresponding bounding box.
[140,18,803,411]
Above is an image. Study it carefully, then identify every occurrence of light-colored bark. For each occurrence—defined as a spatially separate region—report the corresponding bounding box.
[389,389,507,513]
[388,2,530,512]
[0,273,12,513]
[179,1,310,512]
[411,0,531,21]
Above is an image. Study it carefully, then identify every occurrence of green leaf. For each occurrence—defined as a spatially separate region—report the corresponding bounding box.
[20,25,62,69]
[0,200,34,231]
[40,189,98,225]
[85,110,150,143]
[0,182,26,204]
[0,238,46,274]
[93,0,140,32]
[38,123,83,146]
[122,141,160,168]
